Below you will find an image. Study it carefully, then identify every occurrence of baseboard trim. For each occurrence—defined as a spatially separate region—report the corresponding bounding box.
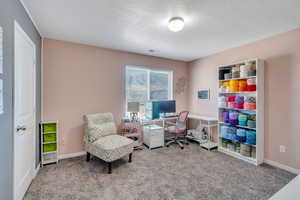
[33,164,40,178]
[264,160,300,175]
[58,151,87,160]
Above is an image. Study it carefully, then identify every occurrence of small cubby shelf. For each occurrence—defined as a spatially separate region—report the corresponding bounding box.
[217,59,264,166]
[40,121,59,166]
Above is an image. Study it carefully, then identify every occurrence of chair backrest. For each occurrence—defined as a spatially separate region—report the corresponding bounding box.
[84,112,115,126]
[176,111,189,131]
[83,113,117,141]
[178,111,189,123]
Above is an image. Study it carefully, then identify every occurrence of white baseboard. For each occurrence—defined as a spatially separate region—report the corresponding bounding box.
[264,160,300,175]
[33,164,40,178]
[58,151,87,160]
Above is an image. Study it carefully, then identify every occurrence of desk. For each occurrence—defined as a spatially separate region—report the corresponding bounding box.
[141,116,177,127]
[187,114,218,150]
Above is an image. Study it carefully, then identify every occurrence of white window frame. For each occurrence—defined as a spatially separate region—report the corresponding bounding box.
[125,65,173,111]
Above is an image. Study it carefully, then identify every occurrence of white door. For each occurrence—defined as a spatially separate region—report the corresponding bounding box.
[14,21,36,200]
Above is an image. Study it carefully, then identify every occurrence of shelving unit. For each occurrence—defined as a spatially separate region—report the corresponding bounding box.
[217,59,264,165]
[40,121,59,166]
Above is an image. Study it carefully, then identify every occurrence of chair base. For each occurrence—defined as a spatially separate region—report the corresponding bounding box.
[86,152,133,174]
[86,152,91,162]
[108,162,112,174]
[107,153,132,174]
[166,137,189,149]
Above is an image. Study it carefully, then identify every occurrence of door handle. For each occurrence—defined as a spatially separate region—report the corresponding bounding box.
[16,125,27,132]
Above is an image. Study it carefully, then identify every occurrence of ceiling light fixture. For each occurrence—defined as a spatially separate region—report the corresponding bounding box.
[168,17,185,32]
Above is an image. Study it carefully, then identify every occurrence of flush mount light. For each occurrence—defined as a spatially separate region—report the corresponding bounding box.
[168,17,184,32]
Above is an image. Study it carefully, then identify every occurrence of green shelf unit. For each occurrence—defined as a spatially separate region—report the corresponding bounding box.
[40,121,59,166]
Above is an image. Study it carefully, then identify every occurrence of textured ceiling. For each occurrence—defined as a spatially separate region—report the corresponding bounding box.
[22,0,300,61]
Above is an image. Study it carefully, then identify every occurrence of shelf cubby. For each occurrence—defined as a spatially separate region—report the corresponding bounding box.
[40,121,59,166]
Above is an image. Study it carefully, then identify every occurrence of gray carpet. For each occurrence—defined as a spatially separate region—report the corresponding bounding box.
[25,143,296,200]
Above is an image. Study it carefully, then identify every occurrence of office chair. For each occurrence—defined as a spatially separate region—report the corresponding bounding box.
[164,111,189,149]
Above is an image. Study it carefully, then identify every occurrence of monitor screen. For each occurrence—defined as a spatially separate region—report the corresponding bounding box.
[159,100,176,113]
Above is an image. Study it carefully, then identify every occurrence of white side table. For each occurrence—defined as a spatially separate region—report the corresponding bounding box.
[187,114,218,150]
[143,124,164,149]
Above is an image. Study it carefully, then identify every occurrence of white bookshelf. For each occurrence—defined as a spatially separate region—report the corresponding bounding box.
[217,59,264,165]
[40,121,59,166]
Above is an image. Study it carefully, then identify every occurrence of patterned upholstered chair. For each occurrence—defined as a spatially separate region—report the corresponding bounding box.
[83,113,134,174]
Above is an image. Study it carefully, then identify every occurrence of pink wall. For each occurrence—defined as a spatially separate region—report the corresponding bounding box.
[188,28,300,170]
[43,38,188,155]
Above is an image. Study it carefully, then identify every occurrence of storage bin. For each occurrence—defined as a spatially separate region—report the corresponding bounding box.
[229,111,239,120]
[240,71,249,78]
[218,96,227,102]
[240,64,250,72]
[232,66,240,72]
[235,96,244,103]
[248,114,256,121]
[238,80,247,91]
[43,123,57,133]
[232,71,240,78]
[238,114,248,121]
[228,143,235,151]
[229,119,238,126]
[228,96,235,102]
[219,87,226,93]
[224,73,232,80]
[245,96,256,103]
[234,102,244,109]
[227,126,237,134]
[228,102,234,108]
[222,139,229,148]
[43,143,57,152]
[241,143,251,152]
[223,111,230,123]
[247,120,256,128]
[251,147,256,158]
[229,80,239,92]
[246,130,256,145]
[244,102,256,110]
[241,150,251,157]
[43,133,56,142]
[218,102,227,108]
[229,111,239,125]
[236,129,246,142]
[240,143,251,157]
[219,69,231,80]
[238,120,247,126]
[238,114,248,126]
[248,69,256,76]
[221,126,229,139]
[247,85,256,91]
[43,152,57,161]
[247,78,256,85]
[235,143,241,153]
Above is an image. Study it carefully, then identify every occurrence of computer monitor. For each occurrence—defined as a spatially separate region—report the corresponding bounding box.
[159,100,176,114]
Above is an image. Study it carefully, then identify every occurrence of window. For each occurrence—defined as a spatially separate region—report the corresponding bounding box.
[125,66,173,113]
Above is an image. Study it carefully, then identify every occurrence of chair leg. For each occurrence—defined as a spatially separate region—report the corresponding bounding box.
[176,140,184,149]
[129,153,132,163]
[185,137,189,145]
[166,139,175,147]
[86,152,90,162]
[108,162,112,174]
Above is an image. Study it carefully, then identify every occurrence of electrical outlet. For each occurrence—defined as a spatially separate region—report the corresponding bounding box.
[280,145,286,153]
